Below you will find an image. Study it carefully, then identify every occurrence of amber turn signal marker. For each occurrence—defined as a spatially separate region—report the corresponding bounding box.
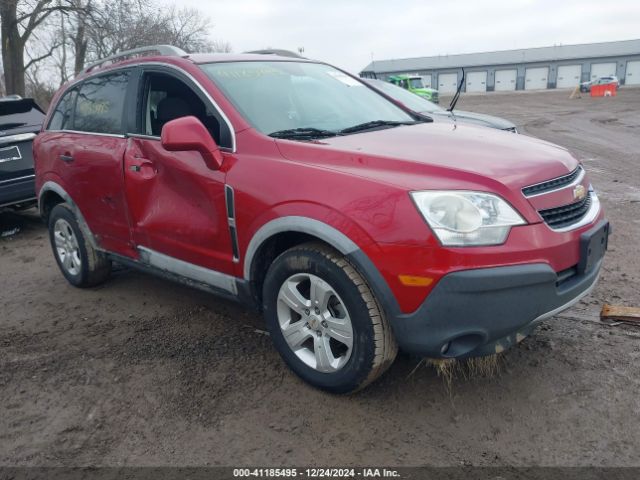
[398,275,433,287]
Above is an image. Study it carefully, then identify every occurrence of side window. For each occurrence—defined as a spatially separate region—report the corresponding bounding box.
[48,89,77,130]
[141,72,227,147]
[74,71,130,134]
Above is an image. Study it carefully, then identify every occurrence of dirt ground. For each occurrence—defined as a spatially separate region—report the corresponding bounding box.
[1,88,639,468]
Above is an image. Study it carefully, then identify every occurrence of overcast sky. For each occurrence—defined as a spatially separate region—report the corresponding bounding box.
[169,0,640,73]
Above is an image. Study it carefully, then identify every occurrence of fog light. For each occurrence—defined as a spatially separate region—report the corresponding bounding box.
[440,342,451,355]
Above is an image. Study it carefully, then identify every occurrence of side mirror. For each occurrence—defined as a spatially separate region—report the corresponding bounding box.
[161,115,224,170]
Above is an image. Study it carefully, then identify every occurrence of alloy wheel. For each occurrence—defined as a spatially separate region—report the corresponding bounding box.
[276,273,354,373]
[53,218,82,276]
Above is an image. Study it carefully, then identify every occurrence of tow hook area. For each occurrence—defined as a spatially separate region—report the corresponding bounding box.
[439,333,485,357]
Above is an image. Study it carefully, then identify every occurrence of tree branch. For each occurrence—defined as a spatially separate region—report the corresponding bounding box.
[24,41,61,71]
[18,1,86,40]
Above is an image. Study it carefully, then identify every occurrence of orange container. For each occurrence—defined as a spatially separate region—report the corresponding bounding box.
[591,83,617,97]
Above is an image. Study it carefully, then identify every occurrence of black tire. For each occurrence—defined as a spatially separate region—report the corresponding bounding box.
[48,203,111,287]
[262,242,397,394]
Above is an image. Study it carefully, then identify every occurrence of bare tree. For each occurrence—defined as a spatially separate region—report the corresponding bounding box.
[0,0,82,95]
[209,40,233,54]
[82,0,226,63]
[24,62,56,108]
[2,0,231,98]
[159,6,215,53]
[68,0,90,75]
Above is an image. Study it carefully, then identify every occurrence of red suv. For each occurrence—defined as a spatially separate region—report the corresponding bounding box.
[34,46,609,393]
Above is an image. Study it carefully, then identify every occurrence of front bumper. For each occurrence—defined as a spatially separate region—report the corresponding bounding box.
[389,221,608,358]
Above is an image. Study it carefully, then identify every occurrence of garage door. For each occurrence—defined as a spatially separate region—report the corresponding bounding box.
[494,69,517,91]
[556,65,582,88]
[438,73,459,93]
[591,62,616,80]
[466,71,487,92]
[420,74,432,89]
[525,67,549,90]
[625,61,640,85]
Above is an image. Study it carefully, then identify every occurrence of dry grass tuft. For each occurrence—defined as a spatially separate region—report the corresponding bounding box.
[408,355,503,395]
[463,355,501,379]
[427,358,457,393]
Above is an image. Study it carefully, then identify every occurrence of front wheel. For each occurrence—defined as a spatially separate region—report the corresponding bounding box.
[262,243,397,393]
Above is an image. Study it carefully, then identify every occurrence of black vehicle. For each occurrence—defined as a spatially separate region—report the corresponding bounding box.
[0,96,45,208]
[363,78,518,133]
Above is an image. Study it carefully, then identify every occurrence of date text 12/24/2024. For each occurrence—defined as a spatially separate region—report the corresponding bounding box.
[233,468,401,478]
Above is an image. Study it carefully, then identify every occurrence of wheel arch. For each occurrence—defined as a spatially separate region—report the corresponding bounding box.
[38,181,99,249]
[243,216,401,315]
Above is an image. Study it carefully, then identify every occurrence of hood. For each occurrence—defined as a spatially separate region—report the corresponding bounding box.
[429,110,516,130]
[275,122,578,193]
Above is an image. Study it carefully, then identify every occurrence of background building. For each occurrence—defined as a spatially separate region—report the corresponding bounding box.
[360,39,640,93]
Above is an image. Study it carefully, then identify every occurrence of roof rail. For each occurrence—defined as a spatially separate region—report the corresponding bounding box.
[80,45,187,75]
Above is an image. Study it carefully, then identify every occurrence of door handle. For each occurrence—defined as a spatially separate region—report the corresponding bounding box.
[60,154,74,162]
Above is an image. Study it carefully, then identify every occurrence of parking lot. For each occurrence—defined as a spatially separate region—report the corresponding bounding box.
[1,88,639,467]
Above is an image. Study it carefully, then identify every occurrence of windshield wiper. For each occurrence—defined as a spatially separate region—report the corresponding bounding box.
[339,120,420,135]
[268,127,340,139]
[447,67,465,113]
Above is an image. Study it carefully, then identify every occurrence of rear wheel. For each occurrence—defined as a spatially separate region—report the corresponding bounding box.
[48,203,111,287]
[262,242,397,393]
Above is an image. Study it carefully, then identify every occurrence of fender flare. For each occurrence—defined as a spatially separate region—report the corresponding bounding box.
[243,216,401,316]
[38,181,99,249]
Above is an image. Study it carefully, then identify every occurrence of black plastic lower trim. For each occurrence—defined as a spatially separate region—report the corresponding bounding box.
[388,259,603,358]
[0,175,36,208]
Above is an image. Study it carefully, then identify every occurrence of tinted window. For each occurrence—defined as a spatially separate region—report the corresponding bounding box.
[48,90,77,130]
[141,72,223,145]
[74,71,130,134]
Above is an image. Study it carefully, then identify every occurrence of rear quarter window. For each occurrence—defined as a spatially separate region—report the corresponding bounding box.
[73,71,130,134]
[48,89,77,130]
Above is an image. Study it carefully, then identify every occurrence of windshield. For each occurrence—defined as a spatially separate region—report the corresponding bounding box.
[370,80,443,114]
[409,78,425,89]
[200,61,415,135]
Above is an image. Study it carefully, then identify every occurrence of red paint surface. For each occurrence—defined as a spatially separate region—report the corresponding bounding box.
[35,55,606,314]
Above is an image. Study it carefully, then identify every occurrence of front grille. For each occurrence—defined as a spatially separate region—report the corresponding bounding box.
[538,194,592,229]
[522,166,583,197]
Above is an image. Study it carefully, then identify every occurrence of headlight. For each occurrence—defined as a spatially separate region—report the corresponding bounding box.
[410,191,526,246]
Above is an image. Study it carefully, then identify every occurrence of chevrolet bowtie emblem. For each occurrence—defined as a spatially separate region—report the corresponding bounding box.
[573,184,586,201]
